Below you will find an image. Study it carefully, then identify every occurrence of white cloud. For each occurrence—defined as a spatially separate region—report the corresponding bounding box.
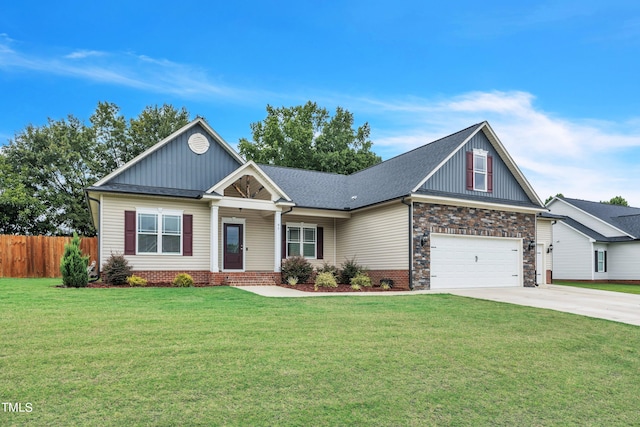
[64,50,106,59]
[348,91,640,206]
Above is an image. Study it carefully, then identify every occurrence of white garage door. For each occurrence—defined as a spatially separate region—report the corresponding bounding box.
[430,234,521,289]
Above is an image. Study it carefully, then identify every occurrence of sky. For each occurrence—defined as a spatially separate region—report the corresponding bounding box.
[1,0,640,205]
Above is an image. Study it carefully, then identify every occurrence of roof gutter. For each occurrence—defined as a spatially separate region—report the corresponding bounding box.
[401,197,414,290]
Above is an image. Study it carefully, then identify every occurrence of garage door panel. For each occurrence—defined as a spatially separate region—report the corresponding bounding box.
[430,234,521,289]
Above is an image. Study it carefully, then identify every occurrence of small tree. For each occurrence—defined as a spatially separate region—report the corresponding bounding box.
[60,233,89,288]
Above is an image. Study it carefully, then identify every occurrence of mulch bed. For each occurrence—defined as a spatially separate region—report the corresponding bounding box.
[278,283,407,292]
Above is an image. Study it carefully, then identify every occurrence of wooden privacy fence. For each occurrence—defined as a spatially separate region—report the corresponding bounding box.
[0,235,98,278]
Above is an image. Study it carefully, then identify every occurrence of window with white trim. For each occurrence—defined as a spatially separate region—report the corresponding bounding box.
[473,149,487,192]
[596,250,606,273]
[287,223,316,258]
[137,209,182,254]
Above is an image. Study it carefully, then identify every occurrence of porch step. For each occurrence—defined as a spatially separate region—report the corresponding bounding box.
[223,275,277,287]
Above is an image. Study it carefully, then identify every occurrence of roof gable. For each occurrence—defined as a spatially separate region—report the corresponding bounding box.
[550,197,640,239]
[207,161,292,202]
[93,118,244,191]
[418,125,530,203]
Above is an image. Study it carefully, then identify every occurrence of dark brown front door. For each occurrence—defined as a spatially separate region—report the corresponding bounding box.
[223,223,243,270]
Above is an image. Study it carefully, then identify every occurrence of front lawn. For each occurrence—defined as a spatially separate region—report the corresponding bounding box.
[2,278,640,426]
[554,281,640,295]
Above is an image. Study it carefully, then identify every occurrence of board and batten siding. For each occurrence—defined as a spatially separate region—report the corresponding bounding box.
[608,242,640,280]
[421,130,530,202]
[548,200,625,238]
[536,220,553,270]
[552,221,593,280]
[336,202,408,270]
[101,195,210,271]
[110,123,241,191]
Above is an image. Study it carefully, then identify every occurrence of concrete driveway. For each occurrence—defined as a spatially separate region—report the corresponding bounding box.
[445,284,640,326]
[238,284,640,326]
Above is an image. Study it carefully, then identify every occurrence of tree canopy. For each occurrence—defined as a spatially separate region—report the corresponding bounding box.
[544,193,564,205]
[0,102,190,236]
[601,196,629,206]
[238,102,381,175]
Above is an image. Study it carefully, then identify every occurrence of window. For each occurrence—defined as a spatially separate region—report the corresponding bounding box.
[473,150,487,191]
[287,223,316,259]
[137,209,182,254]
[596,250,607,273]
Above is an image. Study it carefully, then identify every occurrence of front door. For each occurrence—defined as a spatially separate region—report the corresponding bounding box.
[223,223,244,270]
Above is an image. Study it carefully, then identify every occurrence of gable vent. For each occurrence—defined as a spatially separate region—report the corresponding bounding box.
[188,132,210,154]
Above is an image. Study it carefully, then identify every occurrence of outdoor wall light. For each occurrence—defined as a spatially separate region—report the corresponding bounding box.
[547,243,553,253]
[528,240,536,250]
[420,232,429,247]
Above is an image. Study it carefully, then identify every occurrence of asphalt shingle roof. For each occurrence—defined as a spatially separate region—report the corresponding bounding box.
[87,183,204,199]
[261,123,485,210]
[561,197,640,239]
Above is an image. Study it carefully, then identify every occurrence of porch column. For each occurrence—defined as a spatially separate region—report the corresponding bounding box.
[274,210,282,272]
[210,204,219,272]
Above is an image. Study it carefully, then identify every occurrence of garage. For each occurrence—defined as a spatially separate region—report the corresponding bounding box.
[430,234,522,289]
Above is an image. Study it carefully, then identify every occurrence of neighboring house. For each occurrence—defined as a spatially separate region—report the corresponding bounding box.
[86,118,547,290]
[536,211,563,285]
[547,197,640,282]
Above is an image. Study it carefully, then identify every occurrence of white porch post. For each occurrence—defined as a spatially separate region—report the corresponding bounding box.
[210,204,219,272]
[274,210,282,272]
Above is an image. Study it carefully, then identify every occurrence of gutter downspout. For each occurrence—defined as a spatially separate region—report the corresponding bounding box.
[85,192,101,282]
[401,197,414,290]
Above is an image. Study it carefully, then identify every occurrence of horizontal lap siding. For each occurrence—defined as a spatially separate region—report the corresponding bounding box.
[536,220,553,270]
[552,222,593,280]
[101,195,210,271]
[283,214,336,268]
[336,202,408,270]
[608,242,640,280]
[219,208,274,271]
[549,201,623,238]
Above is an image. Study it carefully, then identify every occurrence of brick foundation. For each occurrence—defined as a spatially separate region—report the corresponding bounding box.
[553,279,640,285]
[132,270,211,285]
[412,203,537,290]
[366,270,411,290]
[210,271,282,286]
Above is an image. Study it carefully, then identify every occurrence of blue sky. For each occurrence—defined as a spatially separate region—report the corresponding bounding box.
[2,1,640,204]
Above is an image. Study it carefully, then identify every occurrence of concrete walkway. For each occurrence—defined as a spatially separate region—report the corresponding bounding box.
[236,284,640,326]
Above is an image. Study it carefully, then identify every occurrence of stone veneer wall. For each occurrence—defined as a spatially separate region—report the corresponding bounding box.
[412,203,536,290]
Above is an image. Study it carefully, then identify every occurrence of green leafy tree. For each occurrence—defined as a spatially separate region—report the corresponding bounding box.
[0,102,191,236]
[238,102,381,175]
[545,193,564,205]
[601,196,629,206]
[60,233,89,288]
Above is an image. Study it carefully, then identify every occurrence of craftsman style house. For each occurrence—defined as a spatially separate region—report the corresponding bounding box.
[86,118,547,289]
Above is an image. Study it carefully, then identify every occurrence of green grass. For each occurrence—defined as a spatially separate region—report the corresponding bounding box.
[555,281,640,295]
[2,278,640,426]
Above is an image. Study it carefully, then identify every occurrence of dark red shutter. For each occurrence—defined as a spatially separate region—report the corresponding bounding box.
[281,225,287,259]
[124,211,136,255]
[487,155,493,193]
[183,214,193,256]
[466,151,474,190]
[317,227,324,260]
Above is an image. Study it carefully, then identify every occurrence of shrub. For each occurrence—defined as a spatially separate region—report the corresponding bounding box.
[281,256,313,284]
[173,273,194,287]
[339,257,365,284]
[350,284,362,291]
[102,253,132,286]
[60,233,89,288]
[350,272,372,288]
[286,276,299,286]
[314,271,338,291]
[380,278,394,289]
[316,262,338,276]
[127,275,148,287]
